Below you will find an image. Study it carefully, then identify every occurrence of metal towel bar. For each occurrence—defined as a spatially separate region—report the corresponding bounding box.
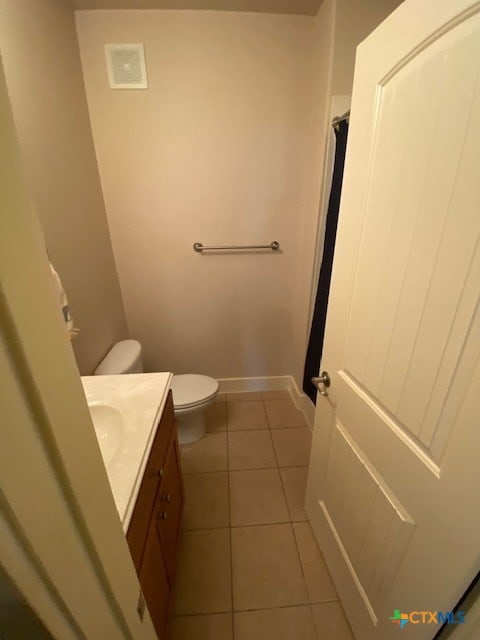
[193,241,280,253]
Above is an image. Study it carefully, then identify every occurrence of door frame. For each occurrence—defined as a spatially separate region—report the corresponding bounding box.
[0,53,158,640]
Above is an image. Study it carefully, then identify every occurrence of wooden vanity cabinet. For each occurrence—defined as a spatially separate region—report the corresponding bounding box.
[138,515,171,636]
[156,437,183,583]
[127,391,184,639]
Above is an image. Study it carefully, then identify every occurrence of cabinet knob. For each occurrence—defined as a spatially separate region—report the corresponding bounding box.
[155,468,164,479]
[160,511,167,520]
[164,493,172,503]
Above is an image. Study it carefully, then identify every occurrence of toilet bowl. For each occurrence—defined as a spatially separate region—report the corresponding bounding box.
[171,374,219,445]
[93,340,218,445]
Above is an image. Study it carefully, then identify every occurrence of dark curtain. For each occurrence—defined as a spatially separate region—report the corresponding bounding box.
[303,119,349,404]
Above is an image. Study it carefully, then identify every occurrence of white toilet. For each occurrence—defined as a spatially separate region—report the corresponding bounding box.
[94,339,219,445]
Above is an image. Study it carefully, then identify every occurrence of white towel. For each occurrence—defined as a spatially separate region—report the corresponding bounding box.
[49,262,79,339]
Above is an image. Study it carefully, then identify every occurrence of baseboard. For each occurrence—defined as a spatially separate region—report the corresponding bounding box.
[288,376,316,429]
[216,375,316,429]
[217,376,291,393]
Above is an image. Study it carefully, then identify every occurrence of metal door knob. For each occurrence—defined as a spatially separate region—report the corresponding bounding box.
[311,371,331,397]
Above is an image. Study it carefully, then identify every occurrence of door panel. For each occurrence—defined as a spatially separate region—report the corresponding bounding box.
[343,13,480,451]
[306,2,480,638]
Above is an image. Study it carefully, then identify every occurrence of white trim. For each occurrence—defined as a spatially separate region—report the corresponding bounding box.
[289,375,316,429]
[217,375,316,429]
[217,375,290,393]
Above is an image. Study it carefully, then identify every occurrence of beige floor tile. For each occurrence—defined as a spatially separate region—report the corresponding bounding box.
[183,473,229,530]
[230,469,289,526]
[227,401,268,431]
[265,399,306,428]
[227,391,262,402]
[167,613,233,640]
[228,430,277,470]
[311,602,354,639]
[174,529,232,615]
[205,403,227,433]
[234,606,317,640]
[293,522,338,603]
[231,523,308,610]
[271,428,312,467]
[261,389,291,401]
[181,433,228,473]
[280,467,308,521]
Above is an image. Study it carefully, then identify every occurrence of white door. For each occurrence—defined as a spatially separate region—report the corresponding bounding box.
[305,1,480,639]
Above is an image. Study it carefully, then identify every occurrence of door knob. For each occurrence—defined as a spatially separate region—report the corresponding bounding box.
[311,371,331,397]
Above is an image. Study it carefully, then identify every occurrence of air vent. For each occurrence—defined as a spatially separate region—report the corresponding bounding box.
[105,43,147,89]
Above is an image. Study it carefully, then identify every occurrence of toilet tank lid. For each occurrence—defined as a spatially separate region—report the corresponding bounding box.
[94,340,142,375]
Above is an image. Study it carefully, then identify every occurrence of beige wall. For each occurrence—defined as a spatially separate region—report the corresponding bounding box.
[76,10,316,378]
[332,0,403,95]
[0,0,128,375]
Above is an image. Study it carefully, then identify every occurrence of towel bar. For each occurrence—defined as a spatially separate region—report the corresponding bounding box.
[193,241,280,253]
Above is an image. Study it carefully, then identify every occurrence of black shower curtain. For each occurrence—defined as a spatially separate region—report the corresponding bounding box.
[303,119,349,404]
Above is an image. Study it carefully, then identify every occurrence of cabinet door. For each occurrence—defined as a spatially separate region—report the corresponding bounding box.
[139,511,170,640]
[127,392,175,572]
[157,435,184,584]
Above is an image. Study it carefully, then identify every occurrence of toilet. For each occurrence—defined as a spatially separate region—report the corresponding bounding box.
[94,340,219,445]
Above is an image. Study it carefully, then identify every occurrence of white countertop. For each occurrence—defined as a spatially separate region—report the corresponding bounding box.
[81,372,173,532]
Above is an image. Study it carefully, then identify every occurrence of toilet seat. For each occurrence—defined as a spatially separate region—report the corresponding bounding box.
[171,374,219,412]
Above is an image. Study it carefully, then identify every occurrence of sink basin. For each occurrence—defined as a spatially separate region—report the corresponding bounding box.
[81,372,173,529]
[88,403,123,467]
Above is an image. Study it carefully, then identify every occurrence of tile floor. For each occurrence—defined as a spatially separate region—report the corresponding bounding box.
[167,390,354,640]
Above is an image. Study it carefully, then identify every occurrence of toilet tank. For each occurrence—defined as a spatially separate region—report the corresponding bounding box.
[94,340,143,375]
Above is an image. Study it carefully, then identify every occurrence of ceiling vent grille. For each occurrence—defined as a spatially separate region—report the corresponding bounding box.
[105,43,148,89]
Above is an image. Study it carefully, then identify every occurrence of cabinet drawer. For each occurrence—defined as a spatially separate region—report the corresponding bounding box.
[127,391,174,572]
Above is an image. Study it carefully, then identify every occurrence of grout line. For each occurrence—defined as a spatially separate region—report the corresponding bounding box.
[225,403,235,640]
[290,518,312,605]
[229,425,308,432]
[269,425,310,431]
[310,603,320,640]
[278,468,294,522]
[309,598,340,604]
[183,518,310,533]
[227,427,269,433]
[261,396,272,429]
[202,424,308,435]
[229,520,296,529]
[173,600,338,618]
[182,463,308,475]
[267,393,313,609]
[179,525,231,534]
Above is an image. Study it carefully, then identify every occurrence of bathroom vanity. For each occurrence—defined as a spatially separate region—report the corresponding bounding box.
[127,389,184,637]
[81,373,184,639]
